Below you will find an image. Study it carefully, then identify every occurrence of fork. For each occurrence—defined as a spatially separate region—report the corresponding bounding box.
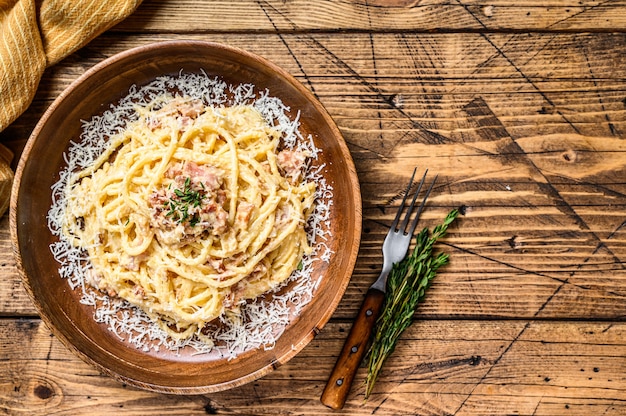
[320,167,437,410]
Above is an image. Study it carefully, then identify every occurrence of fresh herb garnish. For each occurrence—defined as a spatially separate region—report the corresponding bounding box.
[364,208,459,399]
[164,177,205,225]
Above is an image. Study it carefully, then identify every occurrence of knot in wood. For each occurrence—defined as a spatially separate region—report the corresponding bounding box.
[34,384,54,400]
[561,150,577,163]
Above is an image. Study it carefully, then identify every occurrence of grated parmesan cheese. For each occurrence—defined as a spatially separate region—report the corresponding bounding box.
[47,72,334,357]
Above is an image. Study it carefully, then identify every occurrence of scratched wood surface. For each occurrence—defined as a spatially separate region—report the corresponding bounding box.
[1,1,626,415]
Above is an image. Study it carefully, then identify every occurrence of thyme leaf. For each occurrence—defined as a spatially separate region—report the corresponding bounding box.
[364,208,459,399]
[163,177,205,225]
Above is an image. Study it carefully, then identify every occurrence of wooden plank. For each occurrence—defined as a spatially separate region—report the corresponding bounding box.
[2,0,625,414]
[0,216,30,316]
[0,33,626,143]
[114,0,626,33]
[4,31,626,146]
[2,32,625,319]
[0,319,624,415]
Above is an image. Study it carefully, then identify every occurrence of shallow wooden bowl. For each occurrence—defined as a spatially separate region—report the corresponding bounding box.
[10,41,361,393]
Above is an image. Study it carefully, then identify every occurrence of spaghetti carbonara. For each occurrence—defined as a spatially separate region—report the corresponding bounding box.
[62,96,316,341]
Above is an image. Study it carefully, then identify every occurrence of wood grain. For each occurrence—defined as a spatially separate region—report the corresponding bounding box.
[2,32,625,319]
[321,288,385,409]
[114,0,626,32]
[1,0,625,414]
[1,319,624,415]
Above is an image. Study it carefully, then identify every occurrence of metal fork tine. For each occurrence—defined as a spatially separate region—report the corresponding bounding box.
[389,167,417,232]
[399,169,428,233]
[407,174,438,237]
[322,167,439,410]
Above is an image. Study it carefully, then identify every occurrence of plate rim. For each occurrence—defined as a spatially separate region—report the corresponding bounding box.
[9,40,362,394]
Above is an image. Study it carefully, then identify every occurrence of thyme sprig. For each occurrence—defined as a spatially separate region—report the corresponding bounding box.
[364,208,459,399]
[164,177,205,226]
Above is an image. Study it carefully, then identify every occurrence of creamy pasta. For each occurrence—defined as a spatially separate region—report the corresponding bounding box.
[62,96,316,341]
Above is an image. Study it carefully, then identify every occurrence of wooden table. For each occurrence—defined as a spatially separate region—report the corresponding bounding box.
[2,1,626,414]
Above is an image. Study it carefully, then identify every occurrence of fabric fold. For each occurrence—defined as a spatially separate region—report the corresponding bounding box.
[0,0,143,132]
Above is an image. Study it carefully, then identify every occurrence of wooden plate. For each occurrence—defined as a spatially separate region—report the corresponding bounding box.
[10,41,361,394]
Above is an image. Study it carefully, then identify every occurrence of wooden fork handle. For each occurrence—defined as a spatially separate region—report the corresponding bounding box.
[320,288,385,409]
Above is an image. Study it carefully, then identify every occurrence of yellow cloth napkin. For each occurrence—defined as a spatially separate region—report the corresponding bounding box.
[0,0,143,132]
